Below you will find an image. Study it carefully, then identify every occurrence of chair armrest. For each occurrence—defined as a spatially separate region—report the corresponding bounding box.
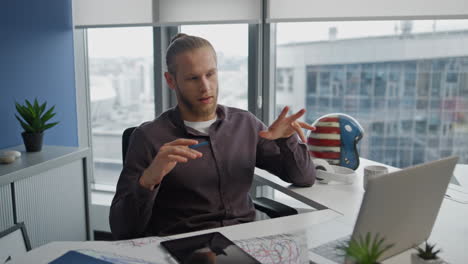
[253,197,298,218]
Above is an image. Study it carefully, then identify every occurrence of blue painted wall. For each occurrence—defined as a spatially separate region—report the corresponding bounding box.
[0,0,78,149]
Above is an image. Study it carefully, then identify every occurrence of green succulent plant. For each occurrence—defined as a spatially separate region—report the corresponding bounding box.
[15,98,59,133]
[415,241,441,260]
[337,232,394,264]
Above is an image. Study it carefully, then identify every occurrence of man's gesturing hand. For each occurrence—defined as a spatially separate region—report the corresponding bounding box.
[139,139,203,190]
[259,106,315,143]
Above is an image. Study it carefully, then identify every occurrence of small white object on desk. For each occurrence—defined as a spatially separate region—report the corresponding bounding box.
[313,158,356,184]
[363,165,388,190]
[0,155,16,164]
[4,150,21,158]
[0,150,22,164]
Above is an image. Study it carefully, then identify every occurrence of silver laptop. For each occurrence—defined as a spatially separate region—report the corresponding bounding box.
[309,156,459,263]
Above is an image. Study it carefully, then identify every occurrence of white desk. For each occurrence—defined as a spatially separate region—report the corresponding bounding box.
[14,159,468,264]
[255,158,400,225]
[13,210,341,264]
[254,158,468,264]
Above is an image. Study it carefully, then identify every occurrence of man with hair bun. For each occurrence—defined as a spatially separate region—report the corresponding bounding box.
[110,33,317,239]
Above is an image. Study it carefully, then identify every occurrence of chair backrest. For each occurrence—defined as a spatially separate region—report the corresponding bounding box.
[0,222,31,263]
[122,127,137,162]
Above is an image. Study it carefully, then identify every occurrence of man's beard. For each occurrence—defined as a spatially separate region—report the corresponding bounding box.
[175,84,218,119]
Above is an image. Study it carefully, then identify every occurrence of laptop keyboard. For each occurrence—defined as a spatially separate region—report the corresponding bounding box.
[309,235,351,264]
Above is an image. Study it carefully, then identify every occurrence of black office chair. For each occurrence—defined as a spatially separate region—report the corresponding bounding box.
[122,127,298,219]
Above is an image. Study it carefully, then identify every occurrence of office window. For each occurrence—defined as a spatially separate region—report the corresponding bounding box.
[306,66,318,95]
[347,64,361,95]
[417,61,431,97]
[388,62,401,97]
[277,68,294,92]
[181,24,248,110]
[87,27,155,186]
[276,20,468,166]
[319,70,331,96]
[331,66,345,96]
[374,63,387,97]
[360,64,373,96]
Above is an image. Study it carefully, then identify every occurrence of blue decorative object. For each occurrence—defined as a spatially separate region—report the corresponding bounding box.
[307,113,364,170]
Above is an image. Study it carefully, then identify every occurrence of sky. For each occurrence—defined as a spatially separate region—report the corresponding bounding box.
[87,20,468,59]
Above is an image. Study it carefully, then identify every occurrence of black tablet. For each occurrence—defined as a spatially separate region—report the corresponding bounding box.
[161,232,261,264]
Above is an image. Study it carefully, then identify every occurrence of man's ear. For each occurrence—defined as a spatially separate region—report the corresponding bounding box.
[164,72,176,90]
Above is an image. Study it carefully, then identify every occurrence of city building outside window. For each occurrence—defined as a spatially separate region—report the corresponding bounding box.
[276,20,468,167]
[277,68,294,92]
[87,27,155,186]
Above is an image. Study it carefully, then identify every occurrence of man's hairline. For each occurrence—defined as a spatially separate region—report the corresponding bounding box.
[167,46,218,78]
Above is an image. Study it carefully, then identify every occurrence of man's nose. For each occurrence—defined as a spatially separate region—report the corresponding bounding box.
[199,75,211,93]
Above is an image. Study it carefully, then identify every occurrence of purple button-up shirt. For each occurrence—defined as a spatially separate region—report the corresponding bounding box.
[110,105,316,239]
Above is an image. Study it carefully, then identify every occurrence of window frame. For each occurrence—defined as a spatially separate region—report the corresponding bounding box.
[74,13,468,189]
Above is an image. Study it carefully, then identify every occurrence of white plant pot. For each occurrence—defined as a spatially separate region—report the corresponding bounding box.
[411,253,444,264]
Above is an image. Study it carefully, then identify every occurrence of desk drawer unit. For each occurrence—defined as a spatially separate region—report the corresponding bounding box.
[0,184,14,231]
[14,160,87,248]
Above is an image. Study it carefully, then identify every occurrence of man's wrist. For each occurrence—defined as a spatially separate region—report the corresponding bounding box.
[275,134,295,142]
[139,169,159,191]
[275,134,300,149]
[138,177,154,191]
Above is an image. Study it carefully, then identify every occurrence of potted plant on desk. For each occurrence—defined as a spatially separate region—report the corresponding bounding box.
[411,241,444,264]
[15,98,59,152]
[337,232,394,264]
